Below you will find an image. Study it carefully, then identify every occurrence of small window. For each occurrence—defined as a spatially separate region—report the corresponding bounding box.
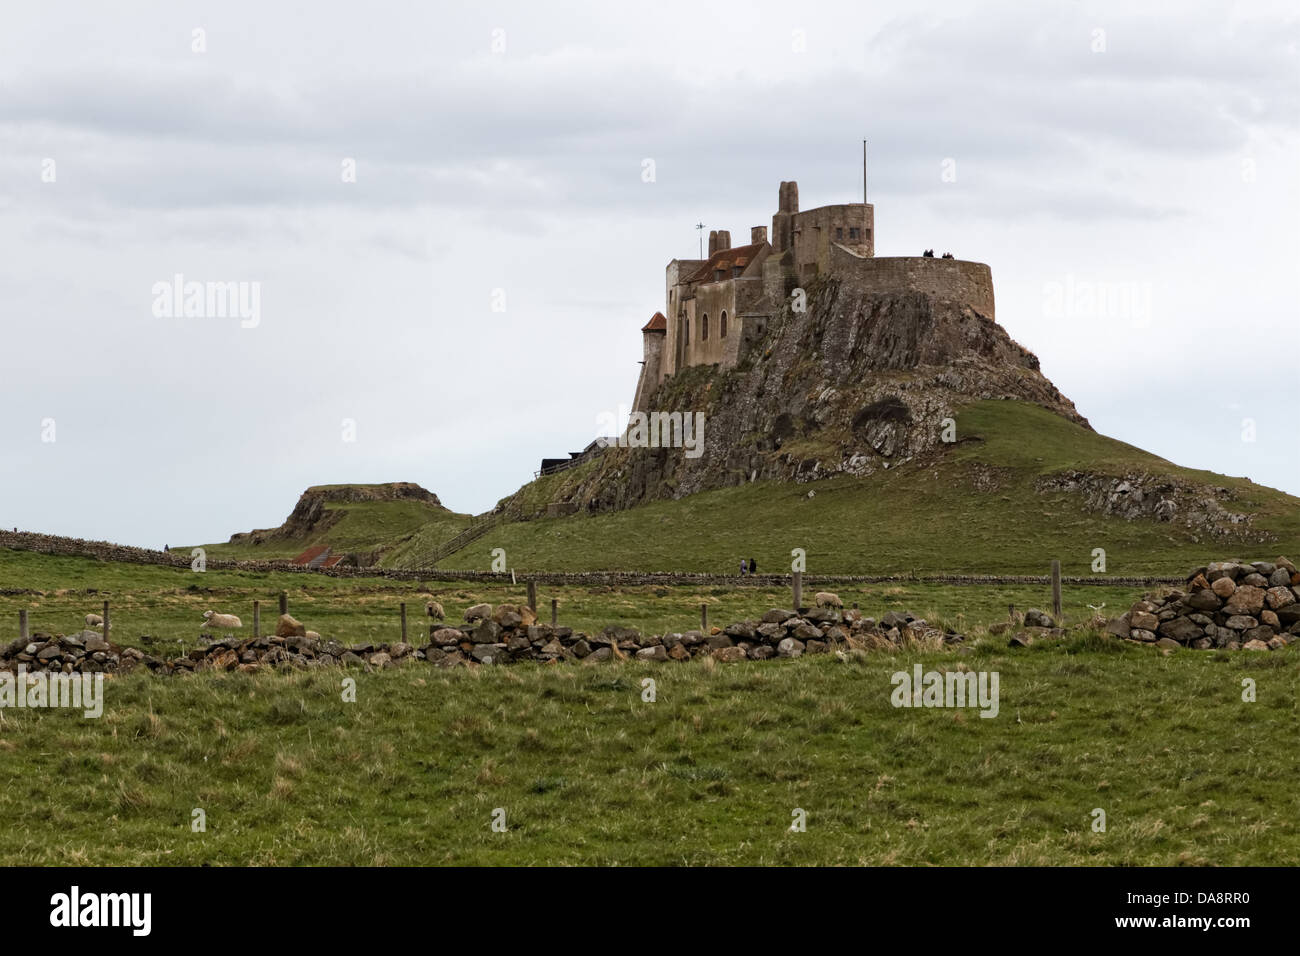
[849,227,859,240]
[835,227,843,240]
[701,313,709,341]
[720,311,728,338]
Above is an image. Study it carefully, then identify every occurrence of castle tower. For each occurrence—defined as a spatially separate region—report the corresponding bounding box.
[631,312,667,413]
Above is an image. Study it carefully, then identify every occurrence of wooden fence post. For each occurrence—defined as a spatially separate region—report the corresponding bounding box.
[527,581,537,612]
[18,610,28,642]
[400,603,408,642]
[792,571,803,610]
[700,603,708,631]
[253,600,261,638]
[279,591,288,616]
[551,598,558,626]
[1051,560,1062,623]
[103,600,110,638]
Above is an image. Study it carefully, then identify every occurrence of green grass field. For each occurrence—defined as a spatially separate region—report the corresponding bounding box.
[1,547,1144,652]
[2,546,1297,866]
[0,637,1295,865]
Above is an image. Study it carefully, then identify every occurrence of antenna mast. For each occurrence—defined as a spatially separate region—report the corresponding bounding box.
[862,140,868,249]
[695,221,706,259]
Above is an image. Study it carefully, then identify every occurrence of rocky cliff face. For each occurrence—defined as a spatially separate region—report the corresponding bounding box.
[527,275,1086,516]
[228,483,442,544]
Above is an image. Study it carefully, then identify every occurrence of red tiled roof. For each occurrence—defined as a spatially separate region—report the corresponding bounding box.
[686,242,766,283]
[641,312,667,332]
[291,545,330,566]
[320,555,345,568]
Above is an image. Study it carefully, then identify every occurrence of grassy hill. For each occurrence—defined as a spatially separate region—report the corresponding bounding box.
[193,484,470,564]
[416,401,1300,576]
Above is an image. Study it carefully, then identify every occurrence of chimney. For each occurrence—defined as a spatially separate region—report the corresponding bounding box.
[751,226,768,245]
[708,230,719,257]
[772,180,798,252]
[778,180,799,214]
[715,230,731,252]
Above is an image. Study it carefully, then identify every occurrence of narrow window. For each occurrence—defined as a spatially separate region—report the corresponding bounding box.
[720,311,728,338]
[835,227,843,240]
[701,313,709,341]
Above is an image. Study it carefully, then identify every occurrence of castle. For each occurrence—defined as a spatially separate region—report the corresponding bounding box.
[630,180,995,413]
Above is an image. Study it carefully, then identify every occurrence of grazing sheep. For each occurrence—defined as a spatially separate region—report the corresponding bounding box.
[814,591,843,609]
[201,610,243,630]
[85,613,103,627]
[305,630,322,640]
[425,601,445,621]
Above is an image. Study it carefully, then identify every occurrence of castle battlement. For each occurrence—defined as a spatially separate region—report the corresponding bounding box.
[630,180,995,413]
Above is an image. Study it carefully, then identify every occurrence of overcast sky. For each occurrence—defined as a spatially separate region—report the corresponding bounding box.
[1,0,1297,548]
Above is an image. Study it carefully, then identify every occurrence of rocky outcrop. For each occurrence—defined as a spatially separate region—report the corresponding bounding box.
[1106,558,1300,650]
[228,482,442,545]
[521,276,1087,515]
[1036,472,1254,540]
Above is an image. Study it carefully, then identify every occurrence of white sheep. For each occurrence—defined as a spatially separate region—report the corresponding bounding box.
[425,601,445,621]
[814,591,844,609]
[201,610,243,631]
[85,613,103,627]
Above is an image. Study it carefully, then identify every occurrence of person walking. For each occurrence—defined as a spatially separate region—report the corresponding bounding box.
[739,558,747,576]
[748,557,757,575]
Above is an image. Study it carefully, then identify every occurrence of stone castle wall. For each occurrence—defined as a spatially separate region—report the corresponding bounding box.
[828,250,995,319]
[792,203,874,278]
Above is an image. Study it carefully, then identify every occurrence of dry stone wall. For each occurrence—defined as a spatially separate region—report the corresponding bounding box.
[1106,558,1300,651]
[7,560,1286,680]
[0,603,967,676]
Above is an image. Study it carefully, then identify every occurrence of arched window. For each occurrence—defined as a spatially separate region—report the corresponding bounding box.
[701,313,709,340]
[720,311,728,338]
